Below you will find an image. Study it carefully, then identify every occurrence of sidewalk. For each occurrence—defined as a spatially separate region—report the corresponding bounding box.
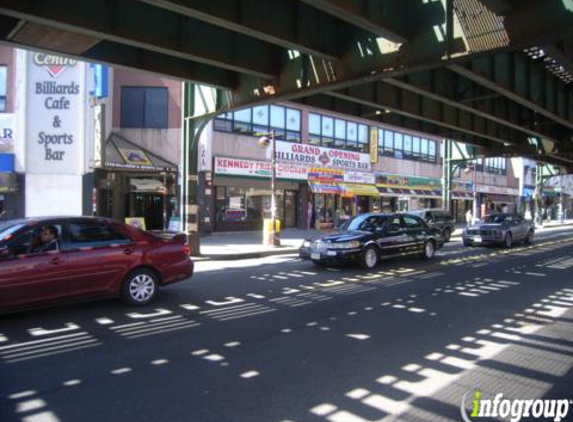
[198,228,320,260]
[196,219,573,260]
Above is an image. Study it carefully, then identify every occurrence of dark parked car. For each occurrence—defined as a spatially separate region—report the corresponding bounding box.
[300,213,445,269]
[409,209,455,242]
[0,216,193,314]
[462,213,534,248]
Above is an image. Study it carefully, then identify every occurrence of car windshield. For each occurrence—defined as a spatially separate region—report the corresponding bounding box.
[484,214,512,224]
[339,214,386,232]
[0,222,26,242]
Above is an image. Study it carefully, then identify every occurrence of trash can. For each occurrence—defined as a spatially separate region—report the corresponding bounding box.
[263,218,281,246]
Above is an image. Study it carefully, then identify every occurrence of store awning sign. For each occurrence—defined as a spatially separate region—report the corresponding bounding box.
[340,183,380,197]
[269,140,371,171]
[0,173,18,193]
[215,157,308,181]
[119,148,153,166]
[308,181,343,194]
[308,167,344,182]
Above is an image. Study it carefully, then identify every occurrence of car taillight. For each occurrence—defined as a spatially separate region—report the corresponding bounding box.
[183,244,191,256]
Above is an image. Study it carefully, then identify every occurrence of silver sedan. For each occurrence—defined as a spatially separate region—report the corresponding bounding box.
[462,213,535,248]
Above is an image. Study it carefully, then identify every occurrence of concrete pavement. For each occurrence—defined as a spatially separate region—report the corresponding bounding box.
[2,226,573,422]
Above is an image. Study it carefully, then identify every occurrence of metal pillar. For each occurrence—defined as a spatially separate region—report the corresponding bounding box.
[534,162,544,226]
[181,83,210,255]
[442,140,452,212]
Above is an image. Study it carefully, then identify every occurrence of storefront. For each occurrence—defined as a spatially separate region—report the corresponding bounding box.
[451,180,475,222]
[376,173,443,213]
[213,156,304,231]
[212,152,378,231]
[95,133,178,230]
[477,185,519,215]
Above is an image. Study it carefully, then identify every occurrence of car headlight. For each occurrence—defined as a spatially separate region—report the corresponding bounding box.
[329,240,360,249]
[302,240,311,248]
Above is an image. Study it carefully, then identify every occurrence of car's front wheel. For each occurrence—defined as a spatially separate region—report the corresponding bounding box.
[361,246,379,269]
[504,233,513,249]
[121,268,159,305]
[442,228,451,242]
[524,230,534,245]
[421,240,436,260]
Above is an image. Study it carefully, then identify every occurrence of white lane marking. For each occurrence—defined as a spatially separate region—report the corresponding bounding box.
[28,323,80,337]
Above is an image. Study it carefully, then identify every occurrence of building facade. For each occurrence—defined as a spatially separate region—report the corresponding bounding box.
[197,103,521,234]
[0,46,181,230]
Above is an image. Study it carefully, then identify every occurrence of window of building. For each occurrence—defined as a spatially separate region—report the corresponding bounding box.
[306,112,369,152]
[376,127,437,163]
[0,66,6,112]
[120,87,168,129]
[214,105,301,142]
[485,157,506,175]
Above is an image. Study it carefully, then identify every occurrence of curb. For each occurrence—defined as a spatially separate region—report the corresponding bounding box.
[192,247,299,261]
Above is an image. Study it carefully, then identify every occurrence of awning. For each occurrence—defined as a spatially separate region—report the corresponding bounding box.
[0,173,18,193]
[340,183,380,197]
[452,192,474,200]
[103,133,177,172]
[309,181,343,194]
[377,186,407,196]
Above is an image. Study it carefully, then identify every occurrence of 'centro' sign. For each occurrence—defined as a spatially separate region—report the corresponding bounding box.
[33,53,77,78]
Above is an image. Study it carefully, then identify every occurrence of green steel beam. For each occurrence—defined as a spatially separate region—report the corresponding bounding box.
[298,0,408,43]
[135,0,352,61]
[449,53,573,131]
[326,81,529,146]
[0,0,279,80]
[384,68,572,150]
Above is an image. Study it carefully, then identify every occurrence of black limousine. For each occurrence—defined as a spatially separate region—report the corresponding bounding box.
[300,213,445,269]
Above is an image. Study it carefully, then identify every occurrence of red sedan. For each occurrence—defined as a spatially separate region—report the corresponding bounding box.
[0,217,193,313]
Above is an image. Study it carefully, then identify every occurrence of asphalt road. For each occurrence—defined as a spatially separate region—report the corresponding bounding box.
[1,227,573,422]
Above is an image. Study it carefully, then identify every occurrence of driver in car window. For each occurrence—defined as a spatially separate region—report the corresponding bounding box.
[31,226,60,253]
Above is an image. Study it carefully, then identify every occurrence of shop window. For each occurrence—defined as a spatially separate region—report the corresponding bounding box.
[120,87,168,129]
[0,65,6,112]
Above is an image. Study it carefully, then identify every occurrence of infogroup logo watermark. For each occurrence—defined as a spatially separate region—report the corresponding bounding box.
[461,390,572,422]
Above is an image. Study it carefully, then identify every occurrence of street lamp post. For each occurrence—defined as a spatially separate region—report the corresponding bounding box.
[259,130,281,247]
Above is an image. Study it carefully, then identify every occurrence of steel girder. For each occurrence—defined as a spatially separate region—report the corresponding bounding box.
[0,0,280,81]
[297,0,407,43]
[449,53,573,131]
[134,0,359,61]
[384,66,572,150]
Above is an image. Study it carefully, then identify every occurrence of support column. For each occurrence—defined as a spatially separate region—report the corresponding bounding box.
[181,83,210,255]
[534,162,544,226]
[442,140,452,212]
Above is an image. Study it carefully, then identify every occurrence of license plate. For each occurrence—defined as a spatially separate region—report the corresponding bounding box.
[473,236,482,243]
[311,253,321,260]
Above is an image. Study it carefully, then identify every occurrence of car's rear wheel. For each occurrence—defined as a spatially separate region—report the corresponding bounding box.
[361,246,378,269]
[421,240,436,260]
[443,228,451,242]
[463,239,471,247]
[524,230,534,245]
[504,233,513,249]
[121,268,158,305]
